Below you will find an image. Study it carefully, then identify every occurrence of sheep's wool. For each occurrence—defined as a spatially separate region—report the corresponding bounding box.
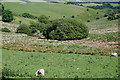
[36,69,44,76]
[111,53,118,57]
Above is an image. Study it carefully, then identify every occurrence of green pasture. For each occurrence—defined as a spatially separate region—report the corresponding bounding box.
[111,3,119,7]
[82,3,102,6]
[2,49,118,78]
[2,2,104,22]
[82,3,118,7]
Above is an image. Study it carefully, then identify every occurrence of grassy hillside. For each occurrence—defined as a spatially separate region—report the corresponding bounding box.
[2,49,118,78]
[3,2,104,22]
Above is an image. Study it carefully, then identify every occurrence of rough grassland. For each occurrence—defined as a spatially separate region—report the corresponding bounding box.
[2,49,118,78]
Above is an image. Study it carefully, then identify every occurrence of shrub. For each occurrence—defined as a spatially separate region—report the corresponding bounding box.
[72,15,75,18]
[87,20,90,22]
[63,16,66,18]
[38,15,50,24]
[2,9,14,22]
[96,17,100,20]
[22,13,35,19]
[19,21,22,24]
[96,12,99,14]
[87,8,89,11]
[43,19,89,40]
[1,28,11,32]
[80,4,83,6]
[16,24,31,34]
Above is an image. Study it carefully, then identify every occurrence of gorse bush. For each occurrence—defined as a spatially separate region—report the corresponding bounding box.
[16,24,31,34]
[1,28,11,32]
[43,19,89,40]
[2,9,14,22]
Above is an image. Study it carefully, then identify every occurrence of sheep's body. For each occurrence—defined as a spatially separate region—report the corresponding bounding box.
[110,53,118,57]
[36,69,44,76]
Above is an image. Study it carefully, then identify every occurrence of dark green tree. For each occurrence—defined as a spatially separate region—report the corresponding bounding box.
[2,9,14,22]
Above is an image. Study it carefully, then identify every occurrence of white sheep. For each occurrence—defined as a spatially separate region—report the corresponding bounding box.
[110,53,118,57]
[36,69,44,76]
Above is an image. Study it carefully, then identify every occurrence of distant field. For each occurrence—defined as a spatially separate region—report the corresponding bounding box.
[82,3,118,7]
[3,2,104,22]
[82,3,102,6]
[2,49,118,78]
[111,3,119,7]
